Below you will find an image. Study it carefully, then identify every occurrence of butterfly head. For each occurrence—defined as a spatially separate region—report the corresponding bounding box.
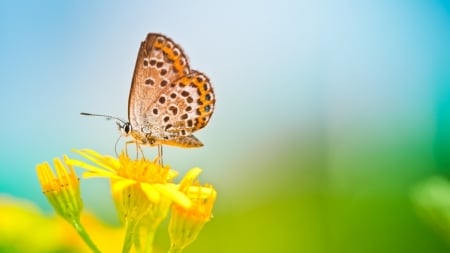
[117,121,132,137]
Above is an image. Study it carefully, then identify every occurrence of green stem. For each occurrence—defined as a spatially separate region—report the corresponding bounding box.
[71,218,102,253]
[143,229,155,253]
[138,219,160,253]
[122,219,139,253]
[167,245,184,253]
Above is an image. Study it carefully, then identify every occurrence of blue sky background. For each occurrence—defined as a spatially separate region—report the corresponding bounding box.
[1,1,450,252]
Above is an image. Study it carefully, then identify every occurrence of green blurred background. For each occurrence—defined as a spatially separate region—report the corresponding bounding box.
[1,1,450,252]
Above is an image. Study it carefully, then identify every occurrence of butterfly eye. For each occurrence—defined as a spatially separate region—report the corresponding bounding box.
[124,122,132,134]
[118,122,132,135]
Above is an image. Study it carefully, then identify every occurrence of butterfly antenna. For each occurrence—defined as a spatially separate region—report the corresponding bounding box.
[80,112,127,124]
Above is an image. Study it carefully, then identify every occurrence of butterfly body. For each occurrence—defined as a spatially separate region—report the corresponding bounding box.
[122,123,203,148]
[122,33,215,148]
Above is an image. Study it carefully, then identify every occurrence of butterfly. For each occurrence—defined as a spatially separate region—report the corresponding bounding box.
[82,33,215,156]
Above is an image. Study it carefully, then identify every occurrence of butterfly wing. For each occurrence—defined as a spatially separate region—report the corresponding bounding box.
[128,33,215,147]
[128,33,190,137]
[163,70,215,135]
[139,70,216,148]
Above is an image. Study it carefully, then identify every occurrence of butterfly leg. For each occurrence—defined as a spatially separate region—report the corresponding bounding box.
[136,142,145,160]
[123,141,131,157]
[134,142,139,158]
[122,140,146,160]
[157,144,164,166]
[123,140,137,158]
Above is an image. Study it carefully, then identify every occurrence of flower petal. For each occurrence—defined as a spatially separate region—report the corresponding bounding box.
[179,168,202,191]
[71,149,119,172]
[154,184,191,209]
[65,159,113,175]
[140,183,161,203]
[111,179,137,194]
[186,186,216,199]
[82,171,123,180]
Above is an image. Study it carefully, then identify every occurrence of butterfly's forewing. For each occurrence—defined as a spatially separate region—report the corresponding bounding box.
[128,33,215,147]
[128,33,189,137]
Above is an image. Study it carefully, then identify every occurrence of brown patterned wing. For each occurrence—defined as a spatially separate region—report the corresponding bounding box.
[128,33,190,135]
[142,70,215,147]
[164,71,215,135]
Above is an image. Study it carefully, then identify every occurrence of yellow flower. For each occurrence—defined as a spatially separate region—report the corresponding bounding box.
[66,149,193,252]
[36,157,101,253]
[36,156,82,223]
[51,148,218,253]
[168,168,217,253]
[67,149,191,216]
[66,149,191,210]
